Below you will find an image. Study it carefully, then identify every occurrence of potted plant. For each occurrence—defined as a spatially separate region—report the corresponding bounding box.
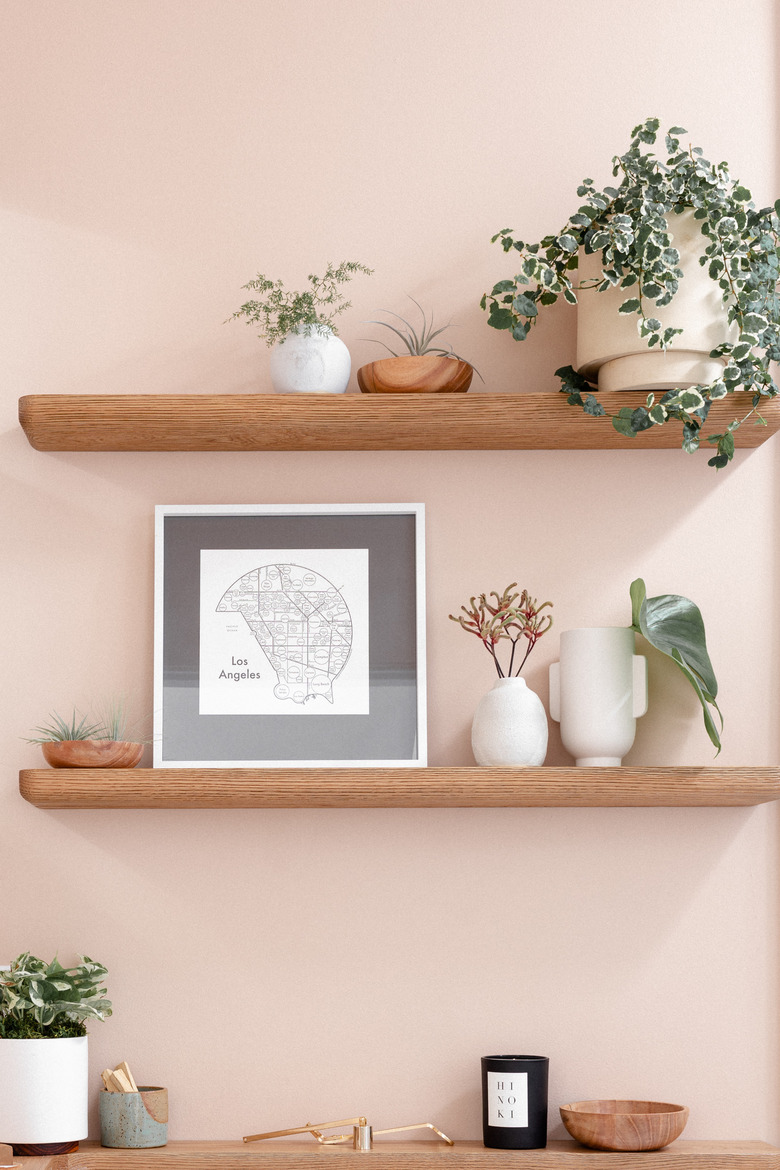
[549,578,721,765]
[26,702,145,768]
[357,298,478,393]
[449,584,553,765]
[0,952,111,1155]
[482,118,780,468]
[229,260,372,394]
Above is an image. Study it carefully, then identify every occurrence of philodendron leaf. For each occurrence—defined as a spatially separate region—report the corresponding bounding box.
[629,578,723,753]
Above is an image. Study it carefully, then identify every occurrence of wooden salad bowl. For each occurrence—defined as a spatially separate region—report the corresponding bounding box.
[357,354,473,393]
[42,740,144,768]
[559,1099,689,1151]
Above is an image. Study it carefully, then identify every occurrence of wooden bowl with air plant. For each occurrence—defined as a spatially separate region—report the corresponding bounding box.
[357,299,478,393]
[28,705,145,769]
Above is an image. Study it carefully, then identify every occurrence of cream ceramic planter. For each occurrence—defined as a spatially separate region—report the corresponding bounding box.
[576,210,738,392]
[268,326,351,394]
[549,627,648,766]
[0,1036,88,1146]
[471,676,548,767]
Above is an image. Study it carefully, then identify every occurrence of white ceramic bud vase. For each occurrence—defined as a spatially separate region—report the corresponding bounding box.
[269,325,351,394]
[549,627,648,765]
[471,676,548,767]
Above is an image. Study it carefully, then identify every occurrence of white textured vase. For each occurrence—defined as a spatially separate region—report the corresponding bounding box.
[549,627,648,765]
[471,677,548,767]
[0,1035,88,1144]
[269,325,351,394]
[576,210,738,392]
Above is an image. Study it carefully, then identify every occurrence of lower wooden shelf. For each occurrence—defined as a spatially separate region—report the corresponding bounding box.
[18,766,780,809]
[17,1139,780,1169]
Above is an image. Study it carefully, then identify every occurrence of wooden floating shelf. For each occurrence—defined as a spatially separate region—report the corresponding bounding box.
[17,393,780,453]
[18,766,780,810]
[22,1138,780,1170]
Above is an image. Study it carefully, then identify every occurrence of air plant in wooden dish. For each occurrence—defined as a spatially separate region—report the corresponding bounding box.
[26,701,145,768]
[357,298,479,393]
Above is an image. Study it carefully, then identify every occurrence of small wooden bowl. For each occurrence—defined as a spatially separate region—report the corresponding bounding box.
[357,355,473,393]
[560,1100,689,1151]
[42,740,144,768]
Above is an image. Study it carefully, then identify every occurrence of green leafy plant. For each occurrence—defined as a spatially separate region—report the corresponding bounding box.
[229,260,373,346]
[449,584,553,677]
[630,578,722,753]
[482,118,780,468]
[363,296,480,373]
[0,953,112,1039]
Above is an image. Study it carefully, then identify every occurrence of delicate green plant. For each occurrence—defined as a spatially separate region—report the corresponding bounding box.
[449,584,553,678]
[229,260,373,346]
[0,953,112,1039]
[363,296,480,374]
[482,118,780,468]
[629,578,722,753]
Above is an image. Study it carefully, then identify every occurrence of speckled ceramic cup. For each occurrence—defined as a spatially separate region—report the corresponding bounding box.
[99,1087,168,1148]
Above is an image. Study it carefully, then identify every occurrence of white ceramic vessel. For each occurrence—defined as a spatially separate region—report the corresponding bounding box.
[269,325,351,394]
[471,676,548,767]
[576,210,738,393]
[549,627,648,765]
[0,1035,88,1144]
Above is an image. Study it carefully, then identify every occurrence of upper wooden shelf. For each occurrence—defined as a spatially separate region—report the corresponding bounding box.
[19,1138,780,1170]
[17,393,780,452]
[18,765,780,809]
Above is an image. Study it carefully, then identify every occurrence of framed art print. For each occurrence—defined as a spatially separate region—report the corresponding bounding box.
[154,503,426,766]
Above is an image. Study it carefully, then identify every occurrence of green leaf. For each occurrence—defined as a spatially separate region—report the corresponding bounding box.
[512,293,538,317]
[618,298,641,314]
[630,582,721,753]
[487,304,514,331]
[557,234,579,252]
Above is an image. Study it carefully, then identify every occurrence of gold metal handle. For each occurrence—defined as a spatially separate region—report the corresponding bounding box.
[373,1122,454,1145]
[243,1117,367,1143]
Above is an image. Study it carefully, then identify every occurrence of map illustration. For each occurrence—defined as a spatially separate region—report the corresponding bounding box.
[215,563,353,705]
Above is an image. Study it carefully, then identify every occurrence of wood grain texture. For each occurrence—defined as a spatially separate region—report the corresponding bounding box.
[357,357,473,394]
[17,1138,780,1170]
[17,766,780,809]
[17,394,780,453]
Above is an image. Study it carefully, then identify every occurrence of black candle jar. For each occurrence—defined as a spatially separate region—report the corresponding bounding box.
[481,1054,549,1149]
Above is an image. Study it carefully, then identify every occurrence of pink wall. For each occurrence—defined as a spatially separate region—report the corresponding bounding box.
[2,0,779,1146]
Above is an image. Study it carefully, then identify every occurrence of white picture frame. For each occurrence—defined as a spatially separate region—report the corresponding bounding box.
[154,503,426,767]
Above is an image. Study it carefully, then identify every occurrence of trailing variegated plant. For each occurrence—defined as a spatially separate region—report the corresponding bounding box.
[482,118,780,468]
[0,953,112,1039]
[629,578,722,753]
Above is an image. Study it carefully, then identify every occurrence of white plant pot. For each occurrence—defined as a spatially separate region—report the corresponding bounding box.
[549,627,648,766]
[268,326,351,394]
[575,209,738,392]
[471,676,548,767]
[0,1035,88,1145]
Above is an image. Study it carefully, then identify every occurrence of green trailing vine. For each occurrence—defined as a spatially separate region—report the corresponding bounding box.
[482,118,780,468]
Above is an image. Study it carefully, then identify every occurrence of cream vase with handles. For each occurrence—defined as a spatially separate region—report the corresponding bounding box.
[549,627,648,766]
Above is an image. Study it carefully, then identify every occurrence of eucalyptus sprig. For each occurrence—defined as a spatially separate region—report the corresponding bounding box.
[229,260,373,347]
[482,118,780,468]
[0,953,112,1039]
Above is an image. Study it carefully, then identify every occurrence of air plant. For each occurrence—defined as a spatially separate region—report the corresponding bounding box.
[449,584,553,677]
[364,296,481,376]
